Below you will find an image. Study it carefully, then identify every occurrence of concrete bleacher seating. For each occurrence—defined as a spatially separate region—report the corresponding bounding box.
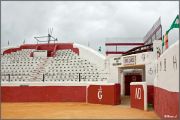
[1,49,108,83]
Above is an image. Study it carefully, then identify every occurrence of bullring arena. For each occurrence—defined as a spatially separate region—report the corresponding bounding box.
[1,4,179,119]
[1,34,179,119]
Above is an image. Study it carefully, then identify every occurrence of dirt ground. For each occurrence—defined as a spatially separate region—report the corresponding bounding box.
[1,97,160,119]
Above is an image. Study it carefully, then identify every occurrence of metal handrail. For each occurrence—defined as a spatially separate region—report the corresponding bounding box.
[123,43,153,56]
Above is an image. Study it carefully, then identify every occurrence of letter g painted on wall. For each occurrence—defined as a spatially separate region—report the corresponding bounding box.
[97,86,103,100]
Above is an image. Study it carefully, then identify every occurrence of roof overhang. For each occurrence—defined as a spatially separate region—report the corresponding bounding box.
[118,64,145,69]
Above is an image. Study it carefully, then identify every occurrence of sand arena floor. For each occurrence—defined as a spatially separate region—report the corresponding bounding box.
[1,96,159,119]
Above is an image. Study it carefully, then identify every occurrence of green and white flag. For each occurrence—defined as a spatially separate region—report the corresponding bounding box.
[170,15,179,28]
[167,15,179,34]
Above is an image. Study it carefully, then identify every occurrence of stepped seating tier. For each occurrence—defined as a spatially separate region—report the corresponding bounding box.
[1,47,108,83]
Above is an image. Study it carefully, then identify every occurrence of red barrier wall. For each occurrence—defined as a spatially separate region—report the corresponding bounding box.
[87,84,120,105]
[1,86,86,102]
[114,84,121,104]
[130,85,144,110]
[154,87,179,119]
[147,85,154,106]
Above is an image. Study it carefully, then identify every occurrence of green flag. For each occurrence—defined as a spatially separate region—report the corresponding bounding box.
[167,15,179,34]
[170,15,179,29]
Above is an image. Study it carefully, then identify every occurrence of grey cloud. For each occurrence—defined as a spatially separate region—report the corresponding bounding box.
[1,1,179,54]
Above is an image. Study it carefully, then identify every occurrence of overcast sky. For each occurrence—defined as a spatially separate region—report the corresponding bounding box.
[1,1,179,54]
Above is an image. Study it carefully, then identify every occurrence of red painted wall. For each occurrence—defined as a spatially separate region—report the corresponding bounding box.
[87,84,120,105]
[56,44,73,50]
[3,48,21,55]
[37,44,56,51]
[1,86,86,102]
[147,85,154,106]
[56,44,79,55]
[154,87,179,119]
[1,84,120,105]
[130,85,144,110]
[72,48,79,55]
[20,44,37,49]
[4,43,79,56]
[114,84,121,104]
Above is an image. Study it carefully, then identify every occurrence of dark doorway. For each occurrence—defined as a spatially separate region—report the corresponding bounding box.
[125,74,142,95]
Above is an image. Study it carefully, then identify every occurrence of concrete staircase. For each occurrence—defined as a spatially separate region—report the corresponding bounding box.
[29,58,50,81]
